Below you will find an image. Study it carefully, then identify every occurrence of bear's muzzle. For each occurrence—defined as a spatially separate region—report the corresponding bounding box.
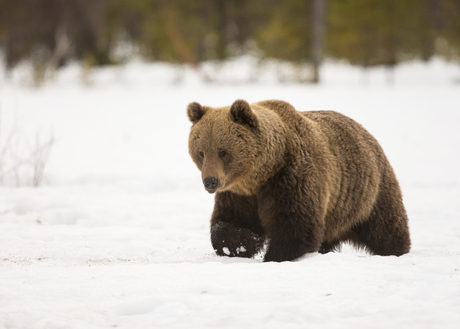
[203,176,219,194]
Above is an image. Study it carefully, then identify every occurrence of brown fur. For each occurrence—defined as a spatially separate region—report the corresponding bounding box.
[187,99,411,262]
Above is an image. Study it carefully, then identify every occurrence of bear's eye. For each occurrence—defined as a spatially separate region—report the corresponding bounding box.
[218,151,226,157]
[199,151,204,157]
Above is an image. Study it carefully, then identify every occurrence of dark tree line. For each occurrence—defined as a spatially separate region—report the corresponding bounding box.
[1,0,459,82]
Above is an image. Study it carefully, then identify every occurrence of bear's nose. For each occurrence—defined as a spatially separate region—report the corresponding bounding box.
[203,176,219,193]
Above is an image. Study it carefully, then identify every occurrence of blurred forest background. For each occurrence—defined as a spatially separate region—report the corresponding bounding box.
[1,0,459,83]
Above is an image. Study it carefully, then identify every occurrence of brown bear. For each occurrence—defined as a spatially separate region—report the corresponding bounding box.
[187,99,411,262]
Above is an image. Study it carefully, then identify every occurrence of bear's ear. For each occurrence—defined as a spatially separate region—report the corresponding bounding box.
[230,99,258,128]
[187,102,206,124]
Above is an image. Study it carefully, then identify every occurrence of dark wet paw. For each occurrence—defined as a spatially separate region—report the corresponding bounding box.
[211,222,265,258]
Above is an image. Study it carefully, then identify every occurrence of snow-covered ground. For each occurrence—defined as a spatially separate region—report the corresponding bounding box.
[1,58,460,328]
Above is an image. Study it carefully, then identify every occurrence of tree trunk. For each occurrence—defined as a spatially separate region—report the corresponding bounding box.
[311,0,327,84]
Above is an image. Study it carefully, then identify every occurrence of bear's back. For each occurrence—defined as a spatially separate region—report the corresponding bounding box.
[301,110,384,160]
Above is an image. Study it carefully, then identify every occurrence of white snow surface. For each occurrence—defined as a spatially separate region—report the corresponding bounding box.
[1,58,460,328]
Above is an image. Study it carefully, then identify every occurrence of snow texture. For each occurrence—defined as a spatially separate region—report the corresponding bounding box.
[1,58,460,328]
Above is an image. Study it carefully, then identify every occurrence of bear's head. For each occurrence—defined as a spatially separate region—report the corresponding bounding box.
[187,99,286,195]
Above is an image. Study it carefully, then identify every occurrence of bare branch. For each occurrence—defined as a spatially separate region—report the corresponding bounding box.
[0,111,54,187]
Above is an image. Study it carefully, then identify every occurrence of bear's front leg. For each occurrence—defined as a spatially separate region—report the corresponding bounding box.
[210,191,265,258]
[259,172,326,262]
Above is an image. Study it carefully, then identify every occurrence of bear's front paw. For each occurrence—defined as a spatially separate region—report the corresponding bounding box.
[211,222,264,258]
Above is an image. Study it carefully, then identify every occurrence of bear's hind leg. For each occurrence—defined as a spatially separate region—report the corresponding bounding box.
[352,180,411,256]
